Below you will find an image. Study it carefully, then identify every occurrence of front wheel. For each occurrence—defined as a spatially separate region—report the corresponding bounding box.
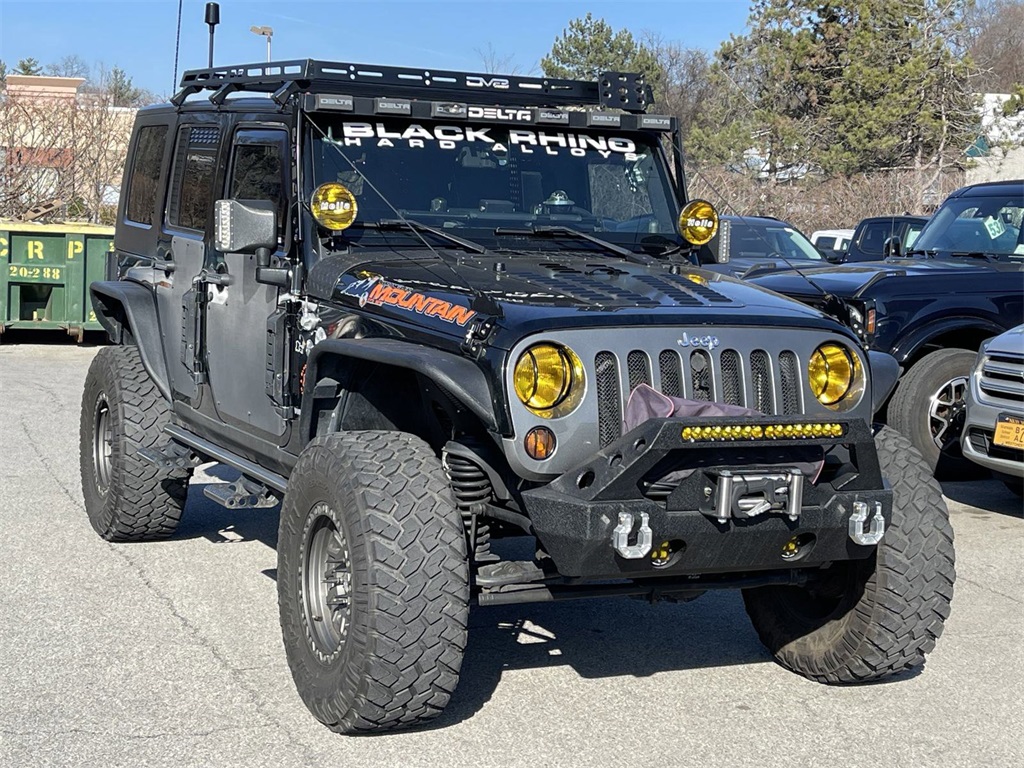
[277,432,470,733]
[742,426,955,683]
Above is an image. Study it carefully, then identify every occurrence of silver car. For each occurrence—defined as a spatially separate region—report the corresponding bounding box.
[962,325,1024,494]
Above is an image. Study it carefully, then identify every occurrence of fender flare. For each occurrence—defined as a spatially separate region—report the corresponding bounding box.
[90,281,171,402]
[300,338,498,437]
[891,316,1004,365]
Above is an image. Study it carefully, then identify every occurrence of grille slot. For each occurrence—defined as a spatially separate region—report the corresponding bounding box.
[596,352,622,447]
[778,351,801,415]
[750,350,774,414]
[659,350,682,397]
[980,352,1024,403]
[627,351,651,392]
[720,350,743,406]
[690,350,712,401]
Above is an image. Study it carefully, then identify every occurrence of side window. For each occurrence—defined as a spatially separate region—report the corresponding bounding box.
[859,222,891,256]
[228,136,287,237]
[166,126,221,233]
[125,125,169,225]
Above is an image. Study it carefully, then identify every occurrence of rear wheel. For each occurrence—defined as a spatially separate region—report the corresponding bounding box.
[742,426,955,683]
[277,431,469,733]
[79,346,191,541]
[888,348,979,477]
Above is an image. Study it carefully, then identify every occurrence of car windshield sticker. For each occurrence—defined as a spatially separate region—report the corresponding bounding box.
[326,123,640,159]
[983,216,1006,239]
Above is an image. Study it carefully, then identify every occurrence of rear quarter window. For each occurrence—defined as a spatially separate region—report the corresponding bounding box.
[125,125,169,225]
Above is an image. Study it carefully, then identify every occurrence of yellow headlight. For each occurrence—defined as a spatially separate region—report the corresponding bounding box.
[513,343,584,415]
[808,343,855,406]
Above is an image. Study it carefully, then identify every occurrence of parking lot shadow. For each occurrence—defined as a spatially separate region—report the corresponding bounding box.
[172,476,281,551]
[432,588,772,730]
[942,478,1024,519]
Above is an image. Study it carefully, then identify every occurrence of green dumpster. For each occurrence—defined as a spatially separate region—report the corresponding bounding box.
[0,221,114,341]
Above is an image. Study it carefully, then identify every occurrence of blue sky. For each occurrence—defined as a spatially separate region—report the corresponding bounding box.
[0,1,751,97]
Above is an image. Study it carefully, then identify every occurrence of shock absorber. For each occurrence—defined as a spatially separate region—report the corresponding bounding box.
[443,449,497,563]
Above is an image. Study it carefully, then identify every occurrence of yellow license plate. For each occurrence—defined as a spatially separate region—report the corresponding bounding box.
[993,414,1024,450]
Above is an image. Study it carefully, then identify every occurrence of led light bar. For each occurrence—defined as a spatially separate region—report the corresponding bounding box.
[681,423,846,442]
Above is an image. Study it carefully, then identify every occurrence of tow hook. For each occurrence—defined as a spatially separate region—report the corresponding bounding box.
[612,512,653,559]
[849,500,885,545]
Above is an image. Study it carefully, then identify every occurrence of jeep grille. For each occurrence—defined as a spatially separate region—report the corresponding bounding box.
[596,346,804,447]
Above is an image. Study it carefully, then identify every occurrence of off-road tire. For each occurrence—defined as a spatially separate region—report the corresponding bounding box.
[277,432,470,733]
[888,348,978,477]
[742,426,955,683]
[79,346,190,541]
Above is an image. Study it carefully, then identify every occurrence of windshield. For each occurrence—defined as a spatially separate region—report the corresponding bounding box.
[307,116,680,252]
[729,221,823,261]
[913,193,1024,257]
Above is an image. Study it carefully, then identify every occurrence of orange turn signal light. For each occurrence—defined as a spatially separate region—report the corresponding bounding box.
[524,427,556,460]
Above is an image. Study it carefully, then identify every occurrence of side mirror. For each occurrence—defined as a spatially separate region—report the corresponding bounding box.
[882,236,903,259]
[824,250,845,264]
[214,199,277,254]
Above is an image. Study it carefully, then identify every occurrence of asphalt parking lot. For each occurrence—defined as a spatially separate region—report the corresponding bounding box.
[1,341,1022,768]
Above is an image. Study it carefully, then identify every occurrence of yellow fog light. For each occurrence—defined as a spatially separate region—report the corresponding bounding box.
[678,199,719,246]
[311,182,358,231]
[808,343,855,406]
[513,343,584,416]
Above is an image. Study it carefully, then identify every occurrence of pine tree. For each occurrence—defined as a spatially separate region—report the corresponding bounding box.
[541,13,664,95]
[15,57,43,76]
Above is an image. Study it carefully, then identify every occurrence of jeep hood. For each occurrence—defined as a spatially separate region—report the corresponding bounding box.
[306,249,847,346]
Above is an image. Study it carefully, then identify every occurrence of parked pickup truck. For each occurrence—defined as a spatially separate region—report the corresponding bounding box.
[749,180,1024,477]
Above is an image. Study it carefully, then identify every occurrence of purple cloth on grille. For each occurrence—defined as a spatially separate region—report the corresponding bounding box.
[623,384,824,484]
[624,384,759,431]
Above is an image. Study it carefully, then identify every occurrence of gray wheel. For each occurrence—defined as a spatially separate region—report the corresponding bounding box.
[888,348,979,477]
[742,426,955,683]
[79,346,191,541]
[278,431,469,733]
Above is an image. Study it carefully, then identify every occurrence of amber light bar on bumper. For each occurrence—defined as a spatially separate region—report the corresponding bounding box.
[681,422,846,442]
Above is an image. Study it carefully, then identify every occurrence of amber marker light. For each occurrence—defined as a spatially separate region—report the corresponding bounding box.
[524,427,556,460]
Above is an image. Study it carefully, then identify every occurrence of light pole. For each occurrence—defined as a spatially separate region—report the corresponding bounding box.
[250,25,273,62]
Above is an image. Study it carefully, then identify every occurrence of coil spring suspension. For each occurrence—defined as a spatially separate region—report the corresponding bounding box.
[445,451,497,562]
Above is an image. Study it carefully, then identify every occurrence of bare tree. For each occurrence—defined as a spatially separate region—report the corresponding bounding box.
[475,44,522,75]
[44,55,91,79]
[0,76,135,222]
[965,0,1024,92]
[642,34,712,143]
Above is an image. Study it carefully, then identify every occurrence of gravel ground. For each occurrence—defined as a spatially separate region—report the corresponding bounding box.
[1,342,1021,768]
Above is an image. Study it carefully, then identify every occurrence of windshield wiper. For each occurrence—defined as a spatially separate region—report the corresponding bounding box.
[493,225,656,265]
[904,248,937,258]
[356,219,486,254]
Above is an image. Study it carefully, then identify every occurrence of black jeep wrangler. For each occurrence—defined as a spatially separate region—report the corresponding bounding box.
[81,59,955,733]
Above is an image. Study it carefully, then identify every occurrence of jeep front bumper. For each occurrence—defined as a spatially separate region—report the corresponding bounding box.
[521,417,891,580]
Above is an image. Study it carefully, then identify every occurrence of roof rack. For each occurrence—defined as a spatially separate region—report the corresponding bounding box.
[173,59,653,112]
